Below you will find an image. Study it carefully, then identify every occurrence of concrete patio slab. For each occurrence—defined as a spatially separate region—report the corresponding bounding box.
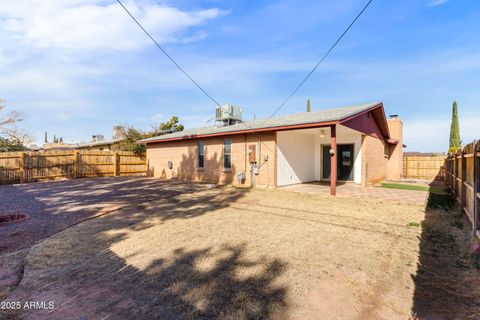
[279,182,428,205]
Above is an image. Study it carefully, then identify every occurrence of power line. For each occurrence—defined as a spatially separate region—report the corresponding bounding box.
[118,0,373,132]
[117,0,257,131]
[259,0,374,128]
[116,0,222,108]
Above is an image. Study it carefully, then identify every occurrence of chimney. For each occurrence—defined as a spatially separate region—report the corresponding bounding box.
[112,125,126,139]
[386,114,403,180]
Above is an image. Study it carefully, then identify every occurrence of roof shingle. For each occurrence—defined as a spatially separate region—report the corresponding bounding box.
[140,102,380,143]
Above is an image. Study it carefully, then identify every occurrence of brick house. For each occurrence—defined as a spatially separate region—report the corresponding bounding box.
[140,102,403,195]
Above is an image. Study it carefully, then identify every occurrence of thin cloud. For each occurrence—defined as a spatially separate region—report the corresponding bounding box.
[0,0,225,51]
[427,0,449,7]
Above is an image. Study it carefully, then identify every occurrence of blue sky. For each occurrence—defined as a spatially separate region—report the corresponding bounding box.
[0,0,479,151]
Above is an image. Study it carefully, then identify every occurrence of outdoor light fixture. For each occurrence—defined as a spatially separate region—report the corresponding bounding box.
[320,130,326,138]
[329,149,335,156]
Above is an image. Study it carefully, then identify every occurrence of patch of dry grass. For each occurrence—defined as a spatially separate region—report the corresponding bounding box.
[1,185,478,320]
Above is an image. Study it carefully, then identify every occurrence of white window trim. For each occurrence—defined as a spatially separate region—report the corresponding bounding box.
[223,139,232,171]
[197,141,205,170]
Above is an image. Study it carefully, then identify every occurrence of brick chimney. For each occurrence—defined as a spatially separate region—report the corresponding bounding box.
[386,115,403,180]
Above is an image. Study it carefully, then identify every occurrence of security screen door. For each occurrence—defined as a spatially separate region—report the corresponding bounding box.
[322,144,354,181]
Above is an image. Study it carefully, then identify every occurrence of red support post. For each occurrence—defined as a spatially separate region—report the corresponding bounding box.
[330,124,337,196]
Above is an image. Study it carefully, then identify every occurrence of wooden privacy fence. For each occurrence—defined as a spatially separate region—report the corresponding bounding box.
[0,150,146,185]
[402,156,446,180]
[445,140,480,238]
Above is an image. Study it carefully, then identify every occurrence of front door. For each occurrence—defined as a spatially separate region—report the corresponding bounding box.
[322,144,354,181]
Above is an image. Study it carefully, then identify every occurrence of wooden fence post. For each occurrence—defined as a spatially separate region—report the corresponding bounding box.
[445,157,449,187]
[475,141,479,232]
[114,151,119,176]
[19,152,26,183]
[449,157,451,188]
[73,151,79,179]
[404,158,408,178]
[455,152,459,198]
[456,153,459,197]
[461,149,466,208]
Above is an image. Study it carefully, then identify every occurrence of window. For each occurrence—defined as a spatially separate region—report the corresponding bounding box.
[342,151,351,166]
[198,142,205,169]
[384,144,390,158]
[224,139,232,170]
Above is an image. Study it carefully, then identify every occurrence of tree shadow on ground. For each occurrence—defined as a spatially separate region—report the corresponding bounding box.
[5,244,289,319]
[0,177,218,253]
[47,244,288,319]
[7,186,288,319]
[176,148,237,185]
[411,180,480,319]
[0,177,249,310]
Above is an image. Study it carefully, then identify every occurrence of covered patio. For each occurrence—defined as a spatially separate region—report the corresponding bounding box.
[275,103,400,196]
[276,124,362,194]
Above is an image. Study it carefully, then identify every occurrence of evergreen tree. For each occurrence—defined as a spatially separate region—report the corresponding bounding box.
[0,137,25,152]
[158,116,184,133]
[120,116,184,154]
[44,131,48,143]
[59,137,63,143]
[307,99,311,112]
[119,127,148,154]
[449,101,461,153]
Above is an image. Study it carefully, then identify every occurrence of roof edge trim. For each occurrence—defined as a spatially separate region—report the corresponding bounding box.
[139,120,340,144]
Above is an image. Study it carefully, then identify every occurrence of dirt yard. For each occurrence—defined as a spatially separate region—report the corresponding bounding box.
[0,178,478,319]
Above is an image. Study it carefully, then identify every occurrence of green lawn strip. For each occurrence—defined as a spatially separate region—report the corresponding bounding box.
[381,183,448,194]
[380,183,449,194]
[380,183,430,191]
[429,187,449,194]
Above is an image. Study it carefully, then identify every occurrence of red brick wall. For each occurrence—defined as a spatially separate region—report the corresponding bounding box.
[361,117,404,185]
[386,118,403,180]
[362,135,388,185]
[146,131,276,187]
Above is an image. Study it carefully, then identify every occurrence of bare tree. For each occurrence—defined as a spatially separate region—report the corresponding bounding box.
[0,99,31,144]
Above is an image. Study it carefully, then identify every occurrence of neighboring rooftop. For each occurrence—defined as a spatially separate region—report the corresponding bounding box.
[140,102,382,143]
[76,125,126,149]
[76,137,125,149]
[404,152,446,157]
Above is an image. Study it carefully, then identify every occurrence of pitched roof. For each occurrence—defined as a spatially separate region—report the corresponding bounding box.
[140,102,382,144]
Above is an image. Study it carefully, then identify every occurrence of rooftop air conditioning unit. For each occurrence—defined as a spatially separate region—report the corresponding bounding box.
[92,135,105,142]
[215,104,242,126]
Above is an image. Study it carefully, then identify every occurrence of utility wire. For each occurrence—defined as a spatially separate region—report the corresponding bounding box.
[116,0,222,108]
[117,0,257,130]
[118,0,373,132]
[258,0,374,128]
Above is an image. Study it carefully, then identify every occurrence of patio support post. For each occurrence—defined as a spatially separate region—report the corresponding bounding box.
[330,124,337,196]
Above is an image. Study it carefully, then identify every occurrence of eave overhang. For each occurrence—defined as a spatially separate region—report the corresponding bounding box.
[139,102,392,144]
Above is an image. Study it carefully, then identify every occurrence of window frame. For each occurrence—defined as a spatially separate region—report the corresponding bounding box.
[197,141,205,170]
[384,143,390,158]
[223,139,232,171]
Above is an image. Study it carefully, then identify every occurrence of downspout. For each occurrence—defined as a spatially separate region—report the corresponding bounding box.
[244,133,248,186]
[244,133,247,173]
[258,133,262,187]
[259,133,270,188]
